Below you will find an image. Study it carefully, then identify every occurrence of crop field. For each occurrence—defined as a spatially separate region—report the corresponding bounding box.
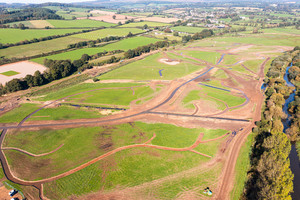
[7,20,54,28]
[32,36,161,64]
[120,21,170,27]
[0,36,87,59]
[100,52,206,80]
[0,28,85,44]
[71,28,145,40]
[171,26,205,33]
[46,19,115,28]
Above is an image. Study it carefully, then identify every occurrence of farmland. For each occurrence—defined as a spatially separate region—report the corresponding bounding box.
[120,21,170,27]
[70,28,145,40]
[0,28,85,44]
[46,19,115,28]
[32,36,161,64]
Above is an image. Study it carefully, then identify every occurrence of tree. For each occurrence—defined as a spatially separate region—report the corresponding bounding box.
[24,74,34,87]
[118,21,122,25]
[143,24,148,29]
[81,54,90,62]
[72,16,76,20]
[127,32,133,37]
[33,70,44,86]
[173,31,179,36]
[112,15,116,20]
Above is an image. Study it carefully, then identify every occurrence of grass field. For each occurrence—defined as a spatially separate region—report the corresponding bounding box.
[262,27,300,35]
[0,28,85,44]
[71,28,145,40]
[230,133,253,200]
[213,34,298,47]
[179,50,221,64]
[39,123,227,199]
[100,52,205,81]
[0,70,20,76]
[182,90,201,109]
[120,21,170,27]
[63,85,154,106]
[34,82,145,101]
[199,86,246,108]
[171,26,205,33]
[4,124,153,181]
[0,103,39,123]
[243,59,264,73]
[32,36,161,64]
[0,36,87,58]
[47,19,114,28]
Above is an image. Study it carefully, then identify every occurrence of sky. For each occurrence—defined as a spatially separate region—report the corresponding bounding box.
[0,0,91,3]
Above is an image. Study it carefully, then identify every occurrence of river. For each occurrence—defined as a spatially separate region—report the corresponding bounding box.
[282,62,300,200]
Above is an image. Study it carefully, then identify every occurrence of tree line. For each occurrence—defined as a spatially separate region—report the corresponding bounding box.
[182,29,214,43]
[0,54,91,95]
[242,50,299,200]
[0,8,62,24]
[286,47,300,142]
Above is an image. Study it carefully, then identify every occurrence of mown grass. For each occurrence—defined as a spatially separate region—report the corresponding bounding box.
[71,28,144,40]
[32,36,160,64]
[262,27,300,35]
[182,90,201,109]
[0,70,20,76]
[179,50,221,64]
[120,21,169,27]
[100,52,205,80]
[171,26,205,33]
[230,64,253,76]
[0,28,85,44]
[230,133,253,200]
[47,19,114,28]
[199,86,246,108]
[221,55,240,66]
[0,36,87,58]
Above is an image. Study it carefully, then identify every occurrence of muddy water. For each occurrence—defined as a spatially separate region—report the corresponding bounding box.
[282,63,300,200]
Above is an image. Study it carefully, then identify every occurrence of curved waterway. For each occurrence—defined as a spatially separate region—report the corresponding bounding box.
[282,62,300,200]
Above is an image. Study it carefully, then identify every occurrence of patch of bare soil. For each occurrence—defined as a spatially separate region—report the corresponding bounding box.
[159,58,180,65]
[88,15,137,24]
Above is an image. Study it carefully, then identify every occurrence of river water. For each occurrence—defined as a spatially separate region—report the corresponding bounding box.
[281,62,300,200]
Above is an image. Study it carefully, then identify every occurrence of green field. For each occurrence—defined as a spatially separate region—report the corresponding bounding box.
[0,28,85,44]
[71,28,145,40]
[262,27,300,35]
[36,123,227,199]
[230,133,253,200]
[0,36,87,58]
[179,50,221,64]
[100,52,206,81]
[243,59,264,73]
[199,86,246,108]
[32,36,161,64]
[0,70,20,76]
[120,21,170,27]
[33,82,139,101]
[213,34,298,47]
[171,26,205,33]
[47,19,114,28]
[7,20,53,28]
[182,90,201,109]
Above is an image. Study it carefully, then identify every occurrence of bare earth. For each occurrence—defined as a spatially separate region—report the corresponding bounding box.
[0,61,46,85]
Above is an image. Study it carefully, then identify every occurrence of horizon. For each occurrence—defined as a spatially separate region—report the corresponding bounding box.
[0,0,92,3]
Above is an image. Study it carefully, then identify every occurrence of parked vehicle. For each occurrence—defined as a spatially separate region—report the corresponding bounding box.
[9,189,18,197]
